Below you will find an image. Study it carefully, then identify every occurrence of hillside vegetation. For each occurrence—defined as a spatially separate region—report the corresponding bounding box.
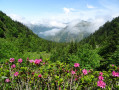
[0,11,119,89]
[0,11,66,62]
[0,11,119,69]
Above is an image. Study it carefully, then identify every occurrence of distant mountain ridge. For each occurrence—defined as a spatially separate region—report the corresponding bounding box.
[27,24,55,38]
[46,21,93,42]
[28,20,97,42]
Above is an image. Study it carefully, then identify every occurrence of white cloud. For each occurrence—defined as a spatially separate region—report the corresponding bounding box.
[49,21,66,28]
[8,14,30,24]
[87,4,95,9]
[40,28,61,36]
[63,7,74,14]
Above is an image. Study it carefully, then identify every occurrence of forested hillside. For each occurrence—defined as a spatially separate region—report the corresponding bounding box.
[50,17,119,70]
[80,17,119,68]
[0,11,66,62]
[0,11,119,70]
[0,11,119,90]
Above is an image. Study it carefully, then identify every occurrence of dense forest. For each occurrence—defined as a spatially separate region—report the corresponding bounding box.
[0,11,67,62]
[0,11,119,89]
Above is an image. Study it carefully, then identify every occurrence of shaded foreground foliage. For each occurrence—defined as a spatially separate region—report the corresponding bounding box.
[0,58,119,90]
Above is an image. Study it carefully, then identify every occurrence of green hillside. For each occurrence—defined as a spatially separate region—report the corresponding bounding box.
[50,17,119,70]
[0,11,119,90]
[0,11,65,62]
[0,11,119,70]
[80,17,119,68]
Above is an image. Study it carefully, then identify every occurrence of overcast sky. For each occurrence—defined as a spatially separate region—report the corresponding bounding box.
[1,0,119,35]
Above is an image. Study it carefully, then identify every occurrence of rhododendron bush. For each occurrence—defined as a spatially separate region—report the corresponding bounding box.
[0,58,119,89]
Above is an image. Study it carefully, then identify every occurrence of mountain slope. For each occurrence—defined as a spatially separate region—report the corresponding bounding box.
[79,17,119,67]
[27,24,55,38]
[45,21,95,42]
[50,16,119,70]
[28,20,97,42]
[0,11,60,61]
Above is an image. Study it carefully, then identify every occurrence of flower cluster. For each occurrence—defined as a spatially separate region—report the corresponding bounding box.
[18,58,23,63]
[11,64,16,69]
[97,80,106,88]
[29,59,42,65]
[74,63,79,67]
[9,58,15,63]
[14,72,19,77]
[97,72,106,88]
[2,58,118,89]
[71,70,76,75]
[82,69,88,75]
[5,78,10,83]
[112,71,119,77]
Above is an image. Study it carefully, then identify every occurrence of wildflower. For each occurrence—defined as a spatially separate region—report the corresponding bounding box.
[39,59,42,62]
[98,76,104,80]
[111,64,114,66]
[88,70,91,72]
[99,72,103,76]
[82,69,88,75]
[112,71,119,77]
[11,64,16,68]
[9,58,15,63]
[38,74,42,78]
[29,60,34,63]
[71,70,76,74]
[43,62,45,65]
[34,59,42,65]
[14,72,19,77]
[18,58,23,63]
[97,80,106,88]
[5,78,10,83]
[74,63,80,67]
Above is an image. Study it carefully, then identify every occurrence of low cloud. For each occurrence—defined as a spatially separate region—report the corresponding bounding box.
[87,4,95,9]
[8,14,30,24]
[49,21,66,28]
[40,28,61,36]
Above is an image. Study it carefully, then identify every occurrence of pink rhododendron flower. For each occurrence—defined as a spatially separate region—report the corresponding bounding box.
[97,80,106,88]
[39,59,42,62]
[29,60,34,63]
[88,70,91,72]
[43,62,45,65]
[112,71,119,77]
[74,63,79,67]
[82,69,88,75]
[71,70,76,74]
[18,58,22,63]
[14,72,19,77]
[11,64,16,68]
[9,58,15,63]
[5,78,10,83]
[38,74,42,78]
[98,76,104,80]
[111,64,114,66]
[34,59,42,65]
[99,72,103,76]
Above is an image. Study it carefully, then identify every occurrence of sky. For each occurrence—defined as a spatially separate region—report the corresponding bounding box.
[0,0,119,35]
